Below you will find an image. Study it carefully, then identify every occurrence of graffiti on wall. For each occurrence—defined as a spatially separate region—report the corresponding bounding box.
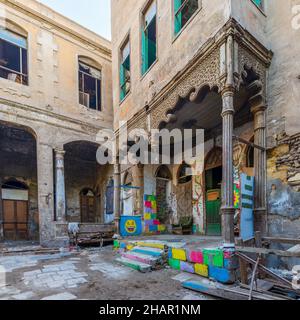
[192,175,205,234]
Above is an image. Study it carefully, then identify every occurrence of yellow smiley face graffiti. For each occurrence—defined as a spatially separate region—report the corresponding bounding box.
[125,219,137,234]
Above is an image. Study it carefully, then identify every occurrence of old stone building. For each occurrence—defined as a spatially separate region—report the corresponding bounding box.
[1,0,299,248]
[111,0,300,242]
[0,0,114,246]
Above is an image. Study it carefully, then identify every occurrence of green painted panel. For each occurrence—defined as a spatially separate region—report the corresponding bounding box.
[203,249,224,268]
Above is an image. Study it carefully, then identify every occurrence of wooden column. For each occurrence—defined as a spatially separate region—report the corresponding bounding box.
[251,98,267,235]
[113,157,121,234]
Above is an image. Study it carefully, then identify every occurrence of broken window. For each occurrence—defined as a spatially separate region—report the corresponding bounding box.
[174,0,199,35]
[0,28,28,85]
[252,0,263,9]
[78,60,101,111]
[120,38,131,101]
[142,1,157,75]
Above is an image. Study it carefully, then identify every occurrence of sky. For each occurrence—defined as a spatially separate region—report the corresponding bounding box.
[38,0,111,40]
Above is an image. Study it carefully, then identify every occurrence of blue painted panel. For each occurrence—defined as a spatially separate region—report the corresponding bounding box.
[209,266,236,284]
[240,174,254,241]
[120,216,142,237]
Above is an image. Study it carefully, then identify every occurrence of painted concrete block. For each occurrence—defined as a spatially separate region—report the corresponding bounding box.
[149,225,158,232]
[209,266,236,284]
[203,249,224,268]
[144,213,151,220]
[153,220,160,225]
[126,244,134,250]
[136,242,165,250]
[131,246,164,257]
[120,242,127,249]
[116,257,152,273]
[168,248,172,259]
[158,225,166,232]
[113,240,119,248]
[172,248,187,261]
[180,261,195,274]
[144,219,154,226]
[194,263,209,278]
[188,250,204,264]
[168,258,181,270]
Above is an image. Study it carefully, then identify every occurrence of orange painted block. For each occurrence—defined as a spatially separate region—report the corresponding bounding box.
[194,263,209,278]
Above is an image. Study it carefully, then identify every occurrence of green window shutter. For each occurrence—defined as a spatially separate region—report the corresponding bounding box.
[174,0,182,35]
[253,0,262,8]
[119,63,125,101]
[141,28,148,75]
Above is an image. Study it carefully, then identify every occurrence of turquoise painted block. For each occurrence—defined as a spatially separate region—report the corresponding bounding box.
[120,242,127,249]
[209,266,236,284]
[168,248,172,259]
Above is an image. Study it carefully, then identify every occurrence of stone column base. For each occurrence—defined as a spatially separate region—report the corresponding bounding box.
[221,207,235,244]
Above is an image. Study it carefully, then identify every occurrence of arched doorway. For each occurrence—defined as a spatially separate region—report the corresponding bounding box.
[1,179,29,240]
[0,122,38,241]
[205,147,222,236]
[176,163,193,220]
[155,165,172,223]
[80,188,96,223]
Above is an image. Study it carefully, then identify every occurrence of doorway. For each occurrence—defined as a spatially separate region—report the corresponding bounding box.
[2,180,29,240]
[80,188,96,223]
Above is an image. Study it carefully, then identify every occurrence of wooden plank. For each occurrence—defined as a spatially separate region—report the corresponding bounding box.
[236,246,300,257]
[236,238,249,284]
[262,237,300,245]
[182,281,286,300]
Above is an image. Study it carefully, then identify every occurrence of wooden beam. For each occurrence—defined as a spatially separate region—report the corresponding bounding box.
[262,237,300,245]
[233,135,266,151]
[236,246,300,257]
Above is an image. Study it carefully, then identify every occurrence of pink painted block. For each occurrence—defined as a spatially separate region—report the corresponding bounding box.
[180,261,195,274]
[145,201,152,208]
[153,220,160,225]
[189,250,204,264]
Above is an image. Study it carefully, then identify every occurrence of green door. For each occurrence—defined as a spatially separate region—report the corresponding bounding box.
[206,189,221,236]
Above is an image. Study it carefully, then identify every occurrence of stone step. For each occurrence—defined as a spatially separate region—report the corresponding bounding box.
[136,241,166,250]
[116,257,152,273]
[130,246,164,257]
[121,251,162,267]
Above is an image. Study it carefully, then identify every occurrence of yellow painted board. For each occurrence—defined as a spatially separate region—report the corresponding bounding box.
[172,248,187,261]
[194,263,209,278]
[136,242,165,250]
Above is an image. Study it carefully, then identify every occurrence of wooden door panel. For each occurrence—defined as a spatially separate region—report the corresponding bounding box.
[3,200,28,240]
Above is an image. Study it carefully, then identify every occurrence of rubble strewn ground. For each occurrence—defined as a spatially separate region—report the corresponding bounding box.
[0,245,215,300]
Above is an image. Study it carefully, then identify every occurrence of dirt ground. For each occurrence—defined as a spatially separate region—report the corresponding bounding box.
[0,245,215,300]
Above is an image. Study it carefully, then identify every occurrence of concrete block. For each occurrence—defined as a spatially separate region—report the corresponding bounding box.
[180,261,195,274]
[194,264,209,278]
[172,248,187,261]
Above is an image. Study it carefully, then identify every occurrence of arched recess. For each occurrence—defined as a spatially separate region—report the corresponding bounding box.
[122,171,134,216]
[204,147,222,236]
[175,163,193,221]
[78,56,102,111]
[64,141,100,223]
[0,19,29,85]
[155,165,172,223]
[0,121,38,241]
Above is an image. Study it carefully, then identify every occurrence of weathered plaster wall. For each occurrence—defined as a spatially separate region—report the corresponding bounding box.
[264,0,300,237]
[0,0,113,245]
[111,0,231,128]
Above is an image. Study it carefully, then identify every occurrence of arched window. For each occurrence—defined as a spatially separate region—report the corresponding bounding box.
[155,165,172,180]
[178,163,192,184]
[2,179,28,190]
[0,22,28,85]
[246,137,254,168]
[78,56,102,111]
